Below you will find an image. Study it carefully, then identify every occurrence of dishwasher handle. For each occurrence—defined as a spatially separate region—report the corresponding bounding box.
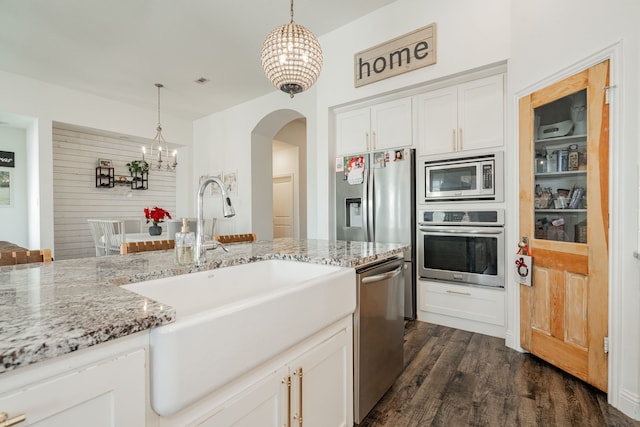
[361,265,403,284]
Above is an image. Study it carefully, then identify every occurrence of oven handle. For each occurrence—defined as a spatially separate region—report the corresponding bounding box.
[419,226,504,235]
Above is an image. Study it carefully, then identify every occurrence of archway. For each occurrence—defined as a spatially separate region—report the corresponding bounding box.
[251,109,307,240]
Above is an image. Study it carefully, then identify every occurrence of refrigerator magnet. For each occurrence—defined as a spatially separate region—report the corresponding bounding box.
[373,151,386,168]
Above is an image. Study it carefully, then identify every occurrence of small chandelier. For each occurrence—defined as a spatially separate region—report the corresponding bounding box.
[143,83,177,171]
[260,0,323,98]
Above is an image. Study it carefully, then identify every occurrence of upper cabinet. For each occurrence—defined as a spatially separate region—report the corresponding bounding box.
[415,74,505,156]
[335,97,412,156]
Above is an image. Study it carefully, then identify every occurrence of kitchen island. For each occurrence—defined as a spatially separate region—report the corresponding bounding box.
[0,238,405,375]
[0,238,405,426]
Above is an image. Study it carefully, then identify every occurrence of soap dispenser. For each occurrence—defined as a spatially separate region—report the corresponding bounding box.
[175,218,195,265]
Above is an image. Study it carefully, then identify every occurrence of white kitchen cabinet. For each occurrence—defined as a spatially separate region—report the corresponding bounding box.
[417,279,505,338]
[335,97,412,156]
[192,366,288,427]
[288,326,350,427]
[415,74,504,156]
[0,336,146,427]
[158,317,353,427]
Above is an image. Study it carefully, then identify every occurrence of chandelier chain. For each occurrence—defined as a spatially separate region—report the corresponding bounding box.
[290,0,294,23]
[155,83,163,130]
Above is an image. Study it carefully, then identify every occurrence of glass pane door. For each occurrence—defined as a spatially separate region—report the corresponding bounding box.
[533,89,588,242]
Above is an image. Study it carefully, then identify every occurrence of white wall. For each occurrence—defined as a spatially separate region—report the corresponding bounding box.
[52,125,177,260]
[193,92,316,239]
[508,0,640,419]
[0,70,192,253]
[0,126,28,247]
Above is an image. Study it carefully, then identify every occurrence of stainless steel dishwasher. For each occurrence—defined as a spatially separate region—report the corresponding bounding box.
[354,256,405,424]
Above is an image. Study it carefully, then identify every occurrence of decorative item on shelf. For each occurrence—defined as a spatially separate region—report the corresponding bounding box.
[95,166,114,188]
[144,206,172,235]
[145,83,178,171]
[126,160,149,190]
[570,90,587,135]
[260,0,323,98]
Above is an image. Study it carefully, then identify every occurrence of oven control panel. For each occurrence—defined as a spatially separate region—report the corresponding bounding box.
[420,209,504,226]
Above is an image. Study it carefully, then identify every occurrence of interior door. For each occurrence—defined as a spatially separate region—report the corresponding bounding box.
[518,60,609,392]
[273,175,294,238]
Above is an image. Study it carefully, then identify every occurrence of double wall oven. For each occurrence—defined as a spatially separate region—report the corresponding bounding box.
[418,209,505,288]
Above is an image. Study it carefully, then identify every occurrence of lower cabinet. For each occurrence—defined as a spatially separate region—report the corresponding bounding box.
[170,317,353,427]
[0,335,147,427]
[417,279,505,338]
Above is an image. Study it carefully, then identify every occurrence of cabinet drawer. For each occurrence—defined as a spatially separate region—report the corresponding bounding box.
[0,349,145,427]
[418,280,505,327]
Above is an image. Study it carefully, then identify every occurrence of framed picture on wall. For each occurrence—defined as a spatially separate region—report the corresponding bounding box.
[223,170,237,194]
[98,158,113,168]
[0,170,12,207]
[0,151,15,168]
[199,172,223,195]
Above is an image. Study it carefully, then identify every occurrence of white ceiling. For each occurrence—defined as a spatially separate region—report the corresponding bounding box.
[0,0,397,121]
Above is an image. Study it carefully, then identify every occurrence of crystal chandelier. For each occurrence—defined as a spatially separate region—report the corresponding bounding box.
[260,0,323,98]
[144,83,177,171]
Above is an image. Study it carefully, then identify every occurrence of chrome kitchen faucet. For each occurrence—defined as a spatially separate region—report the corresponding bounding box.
[196,177,235,264]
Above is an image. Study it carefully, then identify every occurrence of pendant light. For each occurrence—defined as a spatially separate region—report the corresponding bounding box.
[145,83,177,171]
[260,0,323,98]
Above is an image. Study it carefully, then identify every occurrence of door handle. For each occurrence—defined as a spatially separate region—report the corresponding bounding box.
[0,412,26,427]
[282,376,291,427]
[293,368,303,426]
[362,265,403,284]
[452,129,456,151]
[419,227,503,235]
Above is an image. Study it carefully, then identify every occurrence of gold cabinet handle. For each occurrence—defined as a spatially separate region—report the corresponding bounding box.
[459,128,463,150]
[282,376,291,427]
[365,132,370,151]
[452,129,456,151]
[0,412,26,427]
[293,368,303,426]
[372,131,377,150]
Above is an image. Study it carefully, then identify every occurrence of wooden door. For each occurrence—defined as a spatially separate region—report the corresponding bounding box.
[519,60,609,392]
[273,174,294,238]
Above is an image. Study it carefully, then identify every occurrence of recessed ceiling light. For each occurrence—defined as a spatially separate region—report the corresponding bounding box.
[194,77,210,85]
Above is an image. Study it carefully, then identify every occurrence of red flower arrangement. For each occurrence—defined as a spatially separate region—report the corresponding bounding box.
[144,206,172,226]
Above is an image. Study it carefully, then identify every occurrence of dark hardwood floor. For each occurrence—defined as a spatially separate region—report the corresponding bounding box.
[360,321,639,427]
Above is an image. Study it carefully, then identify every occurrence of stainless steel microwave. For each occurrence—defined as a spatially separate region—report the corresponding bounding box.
[422,153,503,202]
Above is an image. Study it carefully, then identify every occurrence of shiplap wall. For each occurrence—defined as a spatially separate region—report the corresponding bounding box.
[53,126,176,260]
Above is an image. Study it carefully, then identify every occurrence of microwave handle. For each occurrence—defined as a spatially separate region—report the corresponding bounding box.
[419,227,503,235]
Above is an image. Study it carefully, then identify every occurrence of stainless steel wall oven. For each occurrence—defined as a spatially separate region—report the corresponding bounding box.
[418,209,505,288]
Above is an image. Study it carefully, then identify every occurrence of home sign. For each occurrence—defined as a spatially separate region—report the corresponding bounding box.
[354,23,437,88]
[0,151,14,168]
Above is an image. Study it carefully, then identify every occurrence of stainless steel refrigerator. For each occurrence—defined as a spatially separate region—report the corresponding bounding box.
[336,148,416,319]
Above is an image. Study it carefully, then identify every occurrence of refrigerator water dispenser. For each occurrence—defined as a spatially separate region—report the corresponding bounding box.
[346,198,363,228]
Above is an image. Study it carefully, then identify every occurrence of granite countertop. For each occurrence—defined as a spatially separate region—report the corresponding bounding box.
[0,238,406,375]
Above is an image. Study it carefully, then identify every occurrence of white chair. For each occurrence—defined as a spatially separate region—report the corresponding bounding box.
[87,219,125,256]
[121,218,142,233]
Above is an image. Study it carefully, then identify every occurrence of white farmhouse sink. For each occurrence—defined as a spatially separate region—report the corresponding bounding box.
[122,260,355,417]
